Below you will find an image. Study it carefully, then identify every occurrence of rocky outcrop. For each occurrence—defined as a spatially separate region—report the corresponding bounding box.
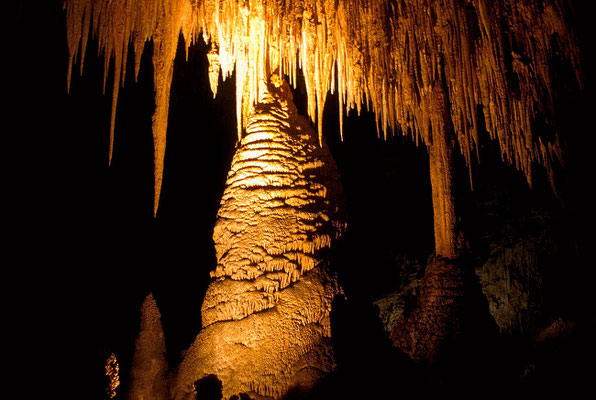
[172,75,346,400]
[475,244,544,335]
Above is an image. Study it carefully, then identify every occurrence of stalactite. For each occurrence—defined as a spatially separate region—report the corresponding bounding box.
[65,0,581,213]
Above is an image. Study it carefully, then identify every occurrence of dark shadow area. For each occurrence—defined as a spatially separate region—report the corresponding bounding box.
[229,394,254,400]
[279,386,311,400]
[300,296,424,399]
[195,375,223,400]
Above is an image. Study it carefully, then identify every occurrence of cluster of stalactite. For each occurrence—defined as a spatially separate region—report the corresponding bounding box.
[65,0,581,214]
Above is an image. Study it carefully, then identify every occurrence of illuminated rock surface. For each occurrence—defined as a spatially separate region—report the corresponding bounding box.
[105,353,120,399]
[172,75,346,400]
[65,0,581,214]
[62,0,584,386]
[129,294,169,400]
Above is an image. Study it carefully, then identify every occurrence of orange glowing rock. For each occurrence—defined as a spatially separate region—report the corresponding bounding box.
[105,353,120,399]
[129,294,169,400]
[172,75,346,400]
[65,0,581,215]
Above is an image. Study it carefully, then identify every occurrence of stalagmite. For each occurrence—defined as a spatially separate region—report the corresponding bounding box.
[391,258,466,363]
[173,74,346,400]
[129,294,169,400]
[428,84,457,259]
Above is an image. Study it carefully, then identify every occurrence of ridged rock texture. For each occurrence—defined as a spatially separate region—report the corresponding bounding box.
[129,294,170,400]
[172,74,346,400]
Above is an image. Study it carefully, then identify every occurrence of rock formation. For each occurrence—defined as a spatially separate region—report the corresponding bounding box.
[474,210,559,335]
[129,294,170,400]
[391,258,466,363]
[65,0,582,215]
[377,208,564,339]
[105,353,120,399]
[172,74,346,400]
[64,0,582,372]
[375,256,426,334]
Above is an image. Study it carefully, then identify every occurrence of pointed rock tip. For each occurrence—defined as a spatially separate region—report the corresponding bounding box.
[142,292,160,313]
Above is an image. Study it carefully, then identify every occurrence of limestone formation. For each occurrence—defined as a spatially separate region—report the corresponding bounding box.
[374,256,426,334]
[172,75,346,400]
[65,0,581,215]
[105,353,120,399]
[129,294,170,400]
[391,258,466,363]
[377,210,560,339]
[474,211,557,335]
[64,0,582,376]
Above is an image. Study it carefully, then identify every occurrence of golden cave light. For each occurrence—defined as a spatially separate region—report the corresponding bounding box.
[65,0,582,398]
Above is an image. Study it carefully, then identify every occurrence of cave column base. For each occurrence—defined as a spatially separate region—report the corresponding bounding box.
[390,258,465,364]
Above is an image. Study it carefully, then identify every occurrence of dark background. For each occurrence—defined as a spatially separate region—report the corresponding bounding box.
[9,1,594,398]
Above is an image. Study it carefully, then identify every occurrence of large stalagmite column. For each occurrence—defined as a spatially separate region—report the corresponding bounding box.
[172,74,346,400]
[428,85,457,260]
[390,83,465,363]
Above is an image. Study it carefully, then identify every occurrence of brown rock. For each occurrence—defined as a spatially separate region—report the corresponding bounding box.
[390,258,465,364]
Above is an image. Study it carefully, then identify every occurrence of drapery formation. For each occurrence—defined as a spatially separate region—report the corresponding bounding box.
[65,0,581,215]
